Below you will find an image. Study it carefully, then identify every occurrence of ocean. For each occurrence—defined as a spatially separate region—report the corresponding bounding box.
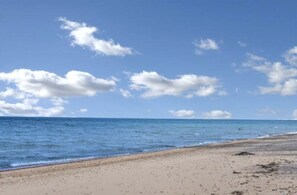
[1,117,297,170]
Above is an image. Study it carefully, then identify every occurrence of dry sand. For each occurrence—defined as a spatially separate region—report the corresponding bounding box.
[1,134,297,195]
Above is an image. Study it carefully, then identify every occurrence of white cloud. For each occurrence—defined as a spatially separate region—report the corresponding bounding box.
[259,80,297,96]
[293,109,297,120]
[203,110,232,119]
[284,46,297,66]
[238,41,247,47]
[0,69,116,116]
[80,108,88,113]
[243,52,297,96]
[193,38,219,55]
[51,98,68,106]
[0,69,116,98]
[59,17,134,56]
[0,100,64,117]
[169,109,195,118]
[0,87,27,99]
[261,62,297,84]
[130,71,224,98]
[120,89,132,98]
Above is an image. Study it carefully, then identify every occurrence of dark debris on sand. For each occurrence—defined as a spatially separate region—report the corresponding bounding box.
[256,162,280,174]
[230,190,244,195]
[232,171,241,174]
[234,151,255,156]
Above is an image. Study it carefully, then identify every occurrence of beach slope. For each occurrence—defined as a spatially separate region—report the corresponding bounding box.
[1,134,297,194]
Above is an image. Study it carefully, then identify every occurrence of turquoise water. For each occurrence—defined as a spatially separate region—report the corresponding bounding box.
[1,117,297,170]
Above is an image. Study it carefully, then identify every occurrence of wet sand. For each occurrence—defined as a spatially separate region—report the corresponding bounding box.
[1,134,297,195]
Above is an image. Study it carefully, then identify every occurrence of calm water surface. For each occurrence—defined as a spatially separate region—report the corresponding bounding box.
[1,117,297,170]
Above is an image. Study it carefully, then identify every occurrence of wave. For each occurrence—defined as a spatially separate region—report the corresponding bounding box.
[286,131,297,135]
[10,156,96,168]
[257,131,297,139]
[257,134,271,138]
[174,141,216,148]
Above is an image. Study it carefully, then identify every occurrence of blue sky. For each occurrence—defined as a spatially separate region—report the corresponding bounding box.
[0,0,297,119]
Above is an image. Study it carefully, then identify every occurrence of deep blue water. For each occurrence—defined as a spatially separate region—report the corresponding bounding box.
[1,117,297,170]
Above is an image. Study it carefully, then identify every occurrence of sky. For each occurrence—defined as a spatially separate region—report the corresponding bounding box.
[0,0,297,119]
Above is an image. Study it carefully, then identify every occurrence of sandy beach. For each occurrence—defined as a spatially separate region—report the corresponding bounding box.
[1,134,297,195]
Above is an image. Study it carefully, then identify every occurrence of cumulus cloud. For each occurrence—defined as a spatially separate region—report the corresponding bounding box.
[0,69,116,98]
[0,100,64,117]
[59,17,134,56]
[0,88,27,99]
[51,98,68,106]
[243,54,297,83]
[293,109,297,120]
[243,52,297,96]
[259,80,297,96]
[120,89,133,98]
[193,38,219,55]
[130,71,224,98]
[284,46,297,66]
[0,69,116,116]
[203,110,232,119]
[169,109,195,118]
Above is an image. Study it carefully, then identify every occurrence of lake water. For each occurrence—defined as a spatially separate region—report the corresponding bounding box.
[1,117,297,170]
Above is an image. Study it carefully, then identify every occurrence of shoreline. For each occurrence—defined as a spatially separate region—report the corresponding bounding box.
[0,136,258,174]
[1,131,296,173]
[1,133,297,194]
[0,133,293,175]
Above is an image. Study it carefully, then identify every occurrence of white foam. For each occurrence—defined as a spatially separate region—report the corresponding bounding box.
[257,131,297,139]
[10,157,95,167]
[286,131,297,135]
[175,141,216,148]
[257,134,271,139]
